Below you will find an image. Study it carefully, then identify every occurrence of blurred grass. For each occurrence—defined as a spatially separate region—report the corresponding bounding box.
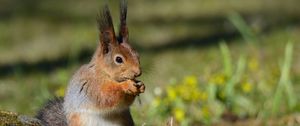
[0,0,300,125]
[0,0,299,65]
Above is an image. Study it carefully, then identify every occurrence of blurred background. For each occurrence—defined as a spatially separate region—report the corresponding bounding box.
[0,0,300,125]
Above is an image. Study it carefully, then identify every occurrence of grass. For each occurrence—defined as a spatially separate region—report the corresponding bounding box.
[1,28,300,125]
[1,0,300,125]
[271,41,296,116]
[133,41,300,125]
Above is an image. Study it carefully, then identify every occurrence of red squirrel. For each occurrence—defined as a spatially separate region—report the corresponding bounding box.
[36,0,145,125]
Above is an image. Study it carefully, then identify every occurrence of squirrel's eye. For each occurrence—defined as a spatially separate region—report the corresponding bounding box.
[115,56,123,64]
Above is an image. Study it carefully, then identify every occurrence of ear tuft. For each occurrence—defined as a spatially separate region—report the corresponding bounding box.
[118,0,128,43]
[97,5,114,33]
[97,4,116,54]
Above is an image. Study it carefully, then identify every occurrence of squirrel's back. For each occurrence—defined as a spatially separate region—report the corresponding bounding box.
[36,97,67,126]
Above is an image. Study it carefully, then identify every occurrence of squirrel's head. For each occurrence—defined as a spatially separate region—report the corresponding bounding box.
[92,0,141,82]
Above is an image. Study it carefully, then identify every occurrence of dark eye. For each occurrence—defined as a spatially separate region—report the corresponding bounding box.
[115,56,123,64]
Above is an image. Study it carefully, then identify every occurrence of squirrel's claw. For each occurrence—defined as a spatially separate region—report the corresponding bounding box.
[133,80,145,93]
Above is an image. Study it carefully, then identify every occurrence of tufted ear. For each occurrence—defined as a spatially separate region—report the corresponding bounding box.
[118,0,128,43]
[97,4,117,54]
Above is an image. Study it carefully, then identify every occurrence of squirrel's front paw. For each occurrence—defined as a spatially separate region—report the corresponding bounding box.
[134,81,145,93]
[123,80,145,96]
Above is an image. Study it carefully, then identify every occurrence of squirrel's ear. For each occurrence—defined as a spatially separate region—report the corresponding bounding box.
[97,4,117,54]
[118,0,128,43]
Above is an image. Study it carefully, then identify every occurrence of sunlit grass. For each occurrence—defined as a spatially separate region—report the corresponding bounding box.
[136,41,299,125]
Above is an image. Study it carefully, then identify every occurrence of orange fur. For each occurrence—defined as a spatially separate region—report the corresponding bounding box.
[69,113,81,126]
[87,79,141,110]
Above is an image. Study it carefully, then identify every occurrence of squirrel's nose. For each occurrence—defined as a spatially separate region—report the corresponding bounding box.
[133,68,141,77]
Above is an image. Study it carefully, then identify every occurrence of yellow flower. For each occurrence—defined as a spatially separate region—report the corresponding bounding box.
[55,86,65,97]
[178,85,191,101]
[241,82,253,93]
[200,91,208,101]
[191,90,201,101]
[152,97,161,107]
[167,86,177,101]
[209,74,226,86]
[173,108,185,122]
[183,75,197,88]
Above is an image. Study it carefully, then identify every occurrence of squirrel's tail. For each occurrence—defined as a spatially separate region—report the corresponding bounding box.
[36,97,67,126]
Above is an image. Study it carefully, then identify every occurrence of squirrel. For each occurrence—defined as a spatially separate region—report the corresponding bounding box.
[36,0,145,126]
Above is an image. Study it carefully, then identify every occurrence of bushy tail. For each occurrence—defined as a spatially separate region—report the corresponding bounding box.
[36,97,67,126]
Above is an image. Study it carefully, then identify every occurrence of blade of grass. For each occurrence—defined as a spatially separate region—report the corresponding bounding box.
[219,42,247,103]
[227,12,257,43]
[219,41,232,77]
[207,83,217,103]
[271,41,295,116]
[285,81,296,110]
[282,42,296,110]
[225,55,246,99]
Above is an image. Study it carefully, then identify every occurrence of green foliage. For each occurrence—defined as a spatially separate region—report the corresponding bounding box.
[145,42,297,125]
[227,12,257,43]
[271,41,296,116]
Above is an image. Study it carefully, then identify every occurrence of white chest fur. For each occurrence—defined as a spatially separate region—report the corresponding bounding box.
[80,113,120,126]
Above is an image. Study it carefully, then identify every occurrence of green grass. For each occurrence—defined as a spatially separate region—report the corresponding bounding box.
[1,27,300,125]
[1,0,300,125]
